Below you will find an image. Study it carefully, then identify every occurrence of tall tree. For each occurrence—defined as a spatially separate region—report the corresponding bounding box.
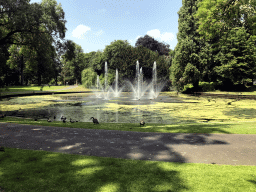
[214,27,256,85]
[61,40,86,84]
[170,0,204,91]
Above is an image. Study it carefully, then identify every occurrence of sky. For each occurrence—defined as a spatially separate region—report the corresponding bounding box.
[30,0,182,54]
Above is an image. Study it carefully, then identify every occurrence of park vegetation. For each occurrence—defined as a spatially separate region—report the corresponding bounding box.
[0,0,256,93]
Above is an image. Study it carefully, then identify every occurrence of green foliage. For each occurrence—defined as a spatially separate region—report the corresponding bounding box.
[61,41,85,84]
[214,27,256,84]
[199,81,215,92]
[183,63,200,86]
[81,68,97,88]
[135,34,170,55]
[170,0,204,92]
[182,83,194,93]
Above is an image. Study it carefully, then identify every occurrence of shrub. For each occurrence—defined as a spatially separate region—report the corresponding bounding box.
[199,82,215,92]
[182,83,194,93]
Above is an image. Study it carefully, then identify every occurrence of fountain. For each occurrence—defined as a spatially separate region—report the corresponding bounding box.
[93,60,165,100]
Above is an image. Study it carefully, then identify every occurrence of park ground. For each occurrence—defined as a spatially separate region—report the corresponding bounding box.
[0,85,256,192]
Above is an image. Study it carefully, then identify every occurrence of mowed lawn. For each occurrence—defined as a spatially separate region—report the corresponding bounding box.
[0,147,255,192]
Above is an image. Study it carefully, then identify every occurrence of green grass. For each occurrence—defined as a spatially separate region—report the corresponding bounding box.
[1,116,256,134]
[0,147,255,192]
[0,85,90,96]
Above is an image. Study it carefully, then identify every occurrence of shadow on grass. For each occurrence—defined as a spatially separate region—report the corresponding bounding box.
[0,148,189,192]
[142,123,232,134]
[248,180,256,186]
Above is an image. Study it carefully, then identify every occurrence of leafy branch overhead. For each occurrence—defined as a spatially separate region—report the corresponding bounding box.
[0,0,66,46]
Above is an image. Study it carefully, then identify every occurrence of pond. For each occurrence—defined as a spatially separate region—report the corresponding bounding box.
[0,92,199,124]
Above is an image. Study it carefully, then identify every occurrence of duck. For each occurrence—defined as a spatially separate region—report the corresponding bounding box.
[47,118,52,122]
[70,118,75,123]
[0,114,6,118]
[140,120,145,126]
[0,146,4,152]
[90,117,99,124]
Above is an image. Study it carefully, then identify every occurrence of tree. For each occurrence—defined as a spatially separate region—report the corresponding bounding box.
[214,27,256,85]
[61,40,86,84]
[170,0,204,91]
[135,35,170,56]
[81,68,97,88]
[0,0,66,46]
[195,0,256,43]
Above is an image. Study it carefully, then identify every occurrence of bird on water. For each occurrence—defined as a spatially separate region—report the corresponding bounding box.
[90,117,99,124]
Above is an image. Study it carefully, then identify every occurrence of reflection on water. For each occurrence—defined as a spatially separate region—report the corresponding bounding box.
[1,93,196,124]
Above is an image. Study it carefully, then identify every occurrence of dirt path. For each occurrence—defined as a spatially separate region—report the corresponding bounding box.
[1,122,256,165]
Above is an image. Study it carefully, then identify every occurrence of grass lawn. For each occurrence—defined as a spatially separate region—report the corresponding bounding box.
[0,147,255,192]
[0,85,90,96]
[1,116,256,134]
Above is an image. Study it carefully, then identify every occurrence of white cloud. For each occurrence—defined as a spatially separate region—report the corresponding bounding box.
[72,25,91,39]
[161,32,175,42]
[147,29,161,39]
[147,29,175,43]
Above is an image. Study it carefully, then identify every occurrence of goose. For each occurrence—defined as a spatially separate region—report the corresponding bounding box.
[62,118,66,123]
[47,118,52,122]
[90,117,99,124]
[70,118,75,123]
[54,116,56,120]
[140,120,145,126]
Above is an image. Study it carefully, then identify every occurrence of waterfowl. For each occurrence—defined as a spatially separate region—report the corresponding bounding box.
[62,119,66,123]
[0,114,6,118]
[54,116,56,120]
[140,120,145,126]
[90,117,99,124]
[0,146,4,152]
[70,118,75,123]
[47,118,52,122]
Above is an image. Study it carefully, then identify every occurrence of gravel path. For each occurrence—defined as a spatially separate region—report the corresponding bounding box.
[1,122,256,165]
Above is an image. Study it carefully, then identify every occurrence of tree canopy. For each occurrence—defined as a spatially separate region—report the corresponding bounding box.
[135,35,170,56]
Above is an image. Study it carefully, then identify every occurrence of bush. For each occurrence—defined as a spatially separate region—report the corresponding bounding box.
[199,82,215,92]
[182,83,194,93]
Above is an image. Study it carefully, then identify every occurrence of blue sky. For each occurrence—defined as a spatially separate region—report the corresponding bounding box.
[30,0,182,54]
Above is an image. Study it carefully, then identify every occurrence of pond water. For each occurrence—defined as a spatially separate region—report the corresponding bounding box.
[1,92,198,124]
